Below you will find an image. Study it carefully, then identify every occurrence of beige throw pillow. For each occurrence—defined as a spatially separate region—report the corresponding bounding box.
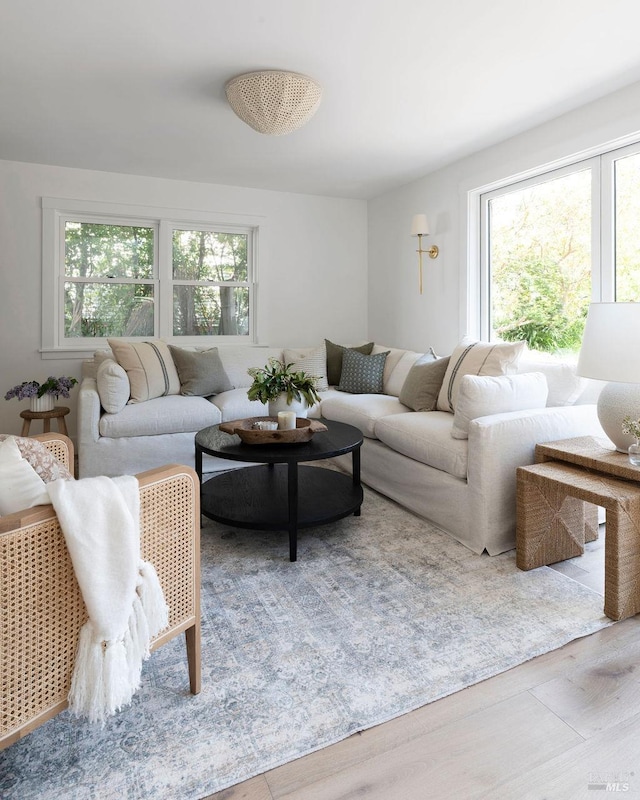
[108,339,180,403]
[436,338,526,413]
[399,354,450,411]
[283,345,329,391]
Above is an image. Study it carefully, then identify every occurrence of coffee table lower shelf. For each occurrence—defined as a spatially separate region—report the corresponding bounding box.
[201,464,363,561]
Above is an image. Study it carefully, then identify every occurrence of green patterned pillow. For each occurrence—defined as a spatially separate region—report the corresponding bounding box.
[325,339,374,385]
[338,350,389,394]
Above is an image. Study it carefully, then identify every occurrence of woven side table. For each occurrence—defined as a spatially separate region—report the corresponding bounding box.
[517,436,640,621]
[19,406,70,437]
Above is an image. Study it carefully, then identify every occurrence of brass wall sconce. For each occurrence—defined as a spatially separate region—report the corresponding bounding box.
[410,214,439,294]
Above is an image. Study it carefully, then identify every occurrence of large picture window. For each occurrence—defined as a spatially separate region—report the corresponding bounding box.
[42,199,259,355]
[479,142,640,356]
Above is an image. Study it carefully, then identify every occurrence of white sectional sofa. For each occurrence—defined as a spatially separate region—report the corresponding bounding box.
[77,340,606,555]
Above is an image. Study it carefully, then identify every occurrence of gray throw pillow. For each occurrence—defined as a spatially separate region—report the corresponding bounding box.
[399,355,451,411]
[325,339,374,385]
[168,346,234,397]
[338,349,389,394]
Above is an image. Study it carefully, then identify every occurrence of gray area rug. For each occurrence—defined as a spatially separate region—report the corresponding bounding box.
[1,484,611,799]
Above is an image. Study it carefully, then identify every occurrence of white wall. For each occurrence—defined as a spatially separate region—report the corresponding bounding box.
[0,160,367,439]
[368,79,640,356]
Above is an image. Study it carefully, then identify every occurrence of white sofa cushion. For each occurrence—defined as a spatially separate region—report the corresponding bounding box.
[320,393,410,438]
[384,350,424,397]
[451,372,549,439]
[517,356,586,406]
[371,345,409,394]
[436,338,526,413]
[375,411,468,479]
[96,358,130,414]
[99,395,222,438]
[211,387,268,420]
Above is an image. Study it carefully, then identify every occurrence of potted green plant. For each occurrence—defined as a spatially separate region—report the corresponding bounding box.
[247,358,321,417]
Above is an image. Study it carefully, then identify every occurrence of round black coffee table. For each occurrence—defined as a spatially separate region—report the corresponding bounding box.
[195,419,363,561]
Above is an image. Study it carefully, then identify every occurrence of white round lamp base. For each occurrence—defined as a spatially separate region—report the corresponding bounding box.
[597,382,640,452]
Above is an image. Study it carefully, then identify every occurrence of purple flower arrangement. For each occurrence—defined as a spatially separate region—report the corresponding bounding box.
[5,376,78,401]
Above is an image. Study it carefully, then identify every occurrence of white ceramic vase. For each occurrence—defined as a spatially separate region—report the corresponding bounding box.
[268,393,308,418]
[30,394,55,412]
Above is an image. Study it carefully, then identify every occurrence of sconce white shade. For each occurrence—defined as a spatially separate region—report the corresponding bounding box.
[577,302,640,383]
[410,214,429,236]
[577,302,640,452]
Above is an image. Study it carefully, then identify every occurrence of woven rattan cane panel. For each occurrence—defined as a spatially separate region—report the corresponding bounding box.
[1,515,86,740]
[139,473,197,631]
[2,453,200,748]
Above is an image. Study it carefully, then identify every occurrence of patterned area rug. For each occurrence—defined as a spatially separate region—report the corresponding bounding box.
[1,484,611,799]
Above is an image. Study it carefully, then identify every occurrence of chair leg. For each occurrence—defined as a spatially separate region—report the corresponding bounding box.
[185,622,201,695]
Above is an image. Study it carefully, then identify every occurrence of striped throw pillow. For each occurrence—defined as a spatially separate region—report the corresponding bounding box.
[108,339,181,403]
[436,339,526,413]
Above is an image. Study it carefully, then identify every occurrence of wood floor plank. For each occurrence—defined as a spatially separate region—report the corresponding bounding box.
[480,710,640,799]
[202,775,274,800]
[269,693,582,800]
[531,635,640,738]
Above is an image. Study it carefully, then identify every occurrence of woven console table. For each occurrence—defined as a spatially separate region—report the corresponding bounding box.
[517,436,640,621]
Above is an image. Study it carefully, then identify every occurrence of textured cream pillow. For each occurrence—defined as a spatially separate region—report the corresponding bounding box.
[96,358,130,413]
[0,436,50,514]
[451,372,549,439]
[283,344,329,391]
[108,339,180,403]
[437,338,526,413]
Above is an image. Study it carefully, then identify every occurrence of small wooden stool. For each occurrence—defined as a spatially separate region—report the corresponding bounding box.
[20,406,70,437]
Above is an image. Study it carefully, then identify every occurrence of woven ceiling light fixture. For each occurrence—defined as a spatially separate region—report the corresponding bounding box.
[225,70,322,136]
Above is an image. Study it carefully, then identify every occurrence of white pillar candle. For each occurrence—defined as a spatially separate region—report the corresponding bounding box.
[277,411,296,430]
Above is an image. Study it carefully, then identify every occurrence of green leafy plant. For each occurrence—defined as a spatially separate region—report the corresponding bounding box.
[247,358,321,407]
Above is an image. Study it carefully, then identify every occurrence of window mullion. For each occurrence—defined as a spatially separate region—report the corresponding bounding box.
[158,220,172,338]
[600,152,615,301]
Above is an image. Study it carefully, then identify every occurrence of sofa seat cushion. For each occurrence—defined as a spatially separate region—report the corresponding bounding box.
[211,387,268,421]
[320,393,410,438]
[375,411,468,479]
[99,395,222,438]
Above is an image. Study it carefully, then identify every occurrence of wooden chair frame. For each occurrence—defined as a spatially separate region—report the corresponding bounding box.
[1,433,201,749]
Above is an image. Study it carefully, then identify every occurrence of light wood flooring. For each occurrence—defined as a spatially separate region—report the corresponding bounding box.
[204,528,640,800]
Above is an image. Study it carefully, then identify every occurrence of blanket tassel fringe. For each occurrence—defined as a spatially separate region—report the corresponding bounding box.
[68,560,169,725]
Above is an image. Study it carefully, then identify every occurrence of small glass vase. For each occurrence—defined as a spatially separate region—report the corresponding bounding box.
[30,394,55,413]
[629,442,640,467]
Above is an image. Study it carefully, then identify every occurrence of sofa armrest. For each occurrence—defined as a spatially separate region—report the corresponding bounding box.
[78,377,101,445]
[466,404,607,555]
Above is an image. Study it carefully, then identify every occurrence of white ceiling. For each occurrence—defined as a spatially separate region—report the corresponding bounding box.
[3,0,640,199]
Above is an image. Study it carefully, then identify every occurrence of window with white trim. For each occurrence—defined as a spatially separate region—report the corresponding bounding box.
[42,199,259,356]
[478,141,640,355]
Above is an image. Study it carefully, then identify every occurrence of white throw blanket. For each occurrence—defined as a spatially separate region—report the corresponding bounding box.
[47,475,169,724]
